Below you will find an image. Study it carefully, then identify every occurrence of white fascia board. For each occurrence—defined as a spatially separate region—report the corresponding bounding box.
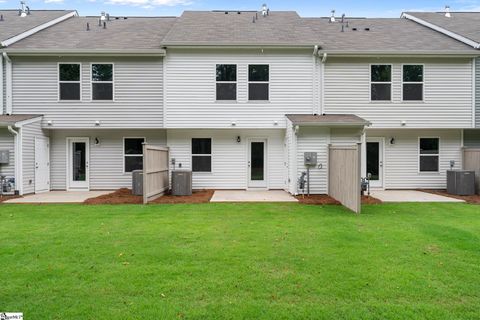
[402,13,480,49]
[0,11,78,47]
[14,116,43,127]
[4,49,166,57]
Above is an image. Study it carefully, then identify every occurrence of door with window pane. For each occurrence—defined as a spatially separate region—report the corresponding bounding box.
[67,137,89,190]
[248,139,267,188]
[366,138,384,188]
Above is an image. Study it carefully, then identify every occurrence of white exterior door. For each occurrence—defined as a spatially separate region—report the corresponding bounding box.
[67,137,90,191]
[248,138,267,188]
[34,137,50,193]
[366,137,384,189]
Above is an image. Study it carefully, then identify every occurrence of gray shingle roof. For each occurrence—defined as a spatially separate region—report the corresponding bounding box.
[161,11,315,46]
[286,114,370,126]
[406,12,480,45]
[8,16,177,50]
[302,17,476,53]
[6,10,478,54]
[160,11,476,53]
[0,114,42,126]
[0,10,74,44]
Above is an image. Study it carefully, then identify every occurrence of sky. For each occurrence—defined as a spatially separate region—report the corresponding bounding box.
[1,0,480,17]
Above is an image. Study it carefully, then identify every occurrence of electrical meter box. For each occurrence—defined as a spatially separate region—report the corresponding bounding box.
[0,150,9,164]
[304,152,317,166]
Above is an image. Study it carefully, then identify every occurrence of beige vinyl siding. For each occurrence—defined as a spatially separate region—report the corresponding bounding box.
[11,57,164,128]
[295,127,329,195]
[324,57,474,128]
[0,128,15,178]
[167,129,286,189]
[165,49,315,128]
[368,129,463,189]
[49,129,166,190]
[21,120,49,194]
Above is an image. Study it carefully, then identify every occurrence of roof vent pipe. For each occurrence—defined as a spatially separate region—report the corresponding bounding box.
[106,13,110,21]
[26,6,30,15]
[445,5,451,18]
[98,18,101,26]
[330,10,336,23]
[103,21,107,29]
[20,1,27,17]
[261,3,268,17]
[341,13,345,23]
[86,22,90,31]
[0,14,3,21]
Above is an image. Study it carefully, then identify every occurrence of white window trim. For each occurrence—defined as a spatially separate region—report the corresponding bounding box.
[248,64,270,102]
[58,62,82,102]
[123,137,146,174]
[191,138,212,173]
[418,137,440,173]
[369,64,392,102]
[215,64,238,102]
[90,62,115,102]
[402,64,425,102]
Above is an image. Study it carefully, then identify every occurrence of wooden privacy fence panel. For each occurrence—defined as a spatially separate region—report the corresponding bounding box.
[143,145,169,204]
[328,144,361,213]
[463,148,480,194]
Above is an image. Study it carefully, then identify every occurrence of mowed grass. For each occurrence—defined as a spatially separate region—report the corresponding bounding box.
[1,203,479,319]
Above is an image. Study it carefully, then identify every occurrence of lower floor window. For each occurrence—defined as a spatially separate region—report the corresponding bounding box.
[419,137,439,172]
[124,137,145,173]
[192,138,212,172]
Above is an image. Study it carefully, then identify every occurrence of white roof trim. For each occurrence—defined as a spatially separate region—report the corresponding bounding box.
[402,13,480,49]
[1,11,78,47]
[14,116,43,127]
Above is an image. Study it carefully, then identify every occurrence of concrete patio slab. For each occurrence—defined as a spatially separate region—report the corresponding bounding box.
[211,190,298,202]
[3,191,112,204]
[370,190,465,203]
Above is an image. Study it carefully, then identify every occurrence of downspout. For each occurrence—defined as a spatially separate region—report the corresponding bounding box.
[7,125,22,195]
[312,45,319,114]
[319,53,327,115]
[3,52,12,115]
[0,53,4,114]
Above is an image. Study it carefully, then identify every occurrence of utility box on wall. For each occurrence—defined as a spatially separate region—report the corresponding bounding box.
[304,152,317,166]
[0,150,9,164]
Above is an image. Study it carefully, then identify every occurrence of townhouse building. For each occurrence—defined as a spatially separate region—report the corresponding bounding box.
[0,5,478,195]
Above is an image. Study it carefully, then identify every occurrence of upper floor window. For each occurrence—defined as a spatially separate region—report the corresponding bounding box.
[192,138,212,172]
[216,64,237,101]
[403,65,423,101]
[92,64,113,100]
[419,138,439,172]
[124,137,145,173]
[371,65,391,101]
[59,63,81,101]
[249,64,269,101]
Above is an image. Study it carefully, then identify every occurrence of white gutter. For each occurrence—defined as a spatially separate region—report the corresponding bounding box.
[7,125,22,195]
[0,54,3,115]
[2,53,12,115]
[402,13,480,49]
[4,49,167,57]
[319,53,327,115]
[1,11,78,47]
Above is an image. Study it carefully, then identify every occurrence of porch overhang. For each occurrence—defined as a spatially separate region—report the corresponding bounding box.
[285,114,371,127]
[0,114,43,127]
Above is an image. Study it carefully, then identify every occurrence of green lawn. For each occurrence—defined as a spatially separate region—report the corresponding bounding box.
[1,203,479,319]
